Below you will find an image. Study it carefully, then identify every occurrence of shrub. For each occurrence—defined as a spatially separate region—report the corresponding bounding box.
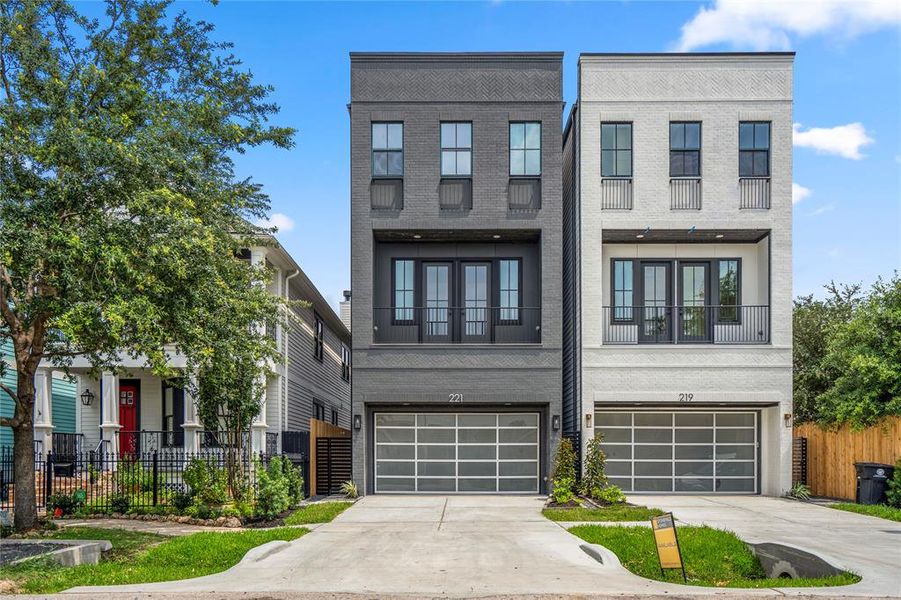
[580,435,609,500]
[551,476,576,505]
[550,438,578,504]
[786,482,812,501]
[171,491,193,512]
[109,494,130,514]
[886,457,901,508]
[340,480,359,499]
[116,461,152,494]
[47,490,85,516]
[183,458,228,506]
[596,485,627,505]
[255,456,303,519]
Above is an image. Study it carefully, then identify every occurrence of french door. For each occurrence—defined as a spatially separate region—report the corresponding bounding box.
[679,262,712,342]
[462,263,491,343]
[423,263,452,343]
[638,263,672,343]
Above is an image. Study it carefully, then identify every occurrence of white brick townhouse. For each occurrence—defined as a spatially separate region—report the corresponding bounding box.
[563,53,794,495]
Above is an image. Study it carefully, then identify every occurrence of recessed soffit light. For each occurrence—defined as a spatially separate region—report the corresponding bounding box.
[492,234,501,239]
[715,234,724,239]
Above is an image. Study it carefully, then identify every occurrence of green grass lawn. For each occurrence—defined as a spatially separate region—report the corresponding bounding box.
[830,502,901,522]
[0,526,307,594]
[284,501,354,525]
[543,504,664,522]
[569,525,859,588]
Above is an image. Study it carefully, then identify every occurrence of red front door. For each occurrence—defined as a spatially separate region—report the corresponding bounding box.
[118,383,139,454]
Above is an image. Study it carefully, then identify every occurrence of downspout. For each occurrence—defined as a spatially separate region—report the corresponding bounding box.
[282,269,301,445]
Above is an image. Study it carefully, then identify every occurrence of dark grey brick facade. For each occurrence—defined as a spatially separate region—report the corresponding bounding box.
[349,53,564,494]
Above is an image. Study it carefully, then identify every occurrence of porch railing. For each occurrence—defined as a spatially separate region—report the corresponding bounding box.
[603,305,770,344]
[117,430,185,454]
[373,306,541,344]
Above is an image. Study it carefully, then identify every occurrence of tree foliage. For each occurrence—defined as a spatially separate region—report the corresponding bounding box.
[0,0,292,529]
[794,275,901,429]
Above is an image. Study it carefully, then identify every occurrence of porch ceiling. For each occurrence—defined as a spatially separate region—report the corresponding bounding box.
[374,229,540,243]
[602,228,769,244]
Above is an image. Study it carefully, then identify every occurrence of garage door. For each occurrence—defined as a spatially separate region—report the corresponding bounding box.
[595,410,758,493]
[374,412,539,493]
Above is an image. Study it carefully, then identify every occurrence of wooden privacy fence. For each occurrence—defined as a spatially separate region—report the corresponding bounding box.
[793,417,901,500]
[309,418,351,496]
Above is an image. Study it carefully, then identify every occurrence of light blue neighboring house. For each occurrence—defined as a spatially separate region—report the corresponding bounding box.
[0,340,77,449]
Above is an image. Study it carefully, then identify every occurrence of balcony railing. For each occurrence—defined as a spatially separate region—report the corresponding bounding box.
[670,178,702,209]
[739,177,771,209]
[373,306,541,344]
[600,178,633,210]
[602,305,769,345]
[118,430,185,454]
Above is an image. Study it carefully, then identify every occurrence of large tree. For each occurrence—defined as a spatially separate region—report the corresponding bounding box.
[0,0,292,530]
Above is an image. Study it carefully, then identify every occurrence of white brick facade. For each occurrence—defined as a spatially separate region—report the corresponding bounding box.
[567,54,794,496]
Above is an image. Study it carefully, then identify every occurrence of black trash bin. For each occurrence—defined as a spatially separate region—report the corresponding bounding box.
[854,462,895,505]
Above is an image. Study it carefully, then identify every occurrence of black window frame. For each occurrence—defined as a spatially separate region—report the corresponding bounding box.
[440,121,473,178]
[330,408,339,426]
[313,313,324,362]
[739,121,770,177]
[670,121,701,178]
[392,258,416,325]
[341,344,351,382]
[371,121,404,178]
[497,258,522,324]
[610,259,635,323]
[509,121,542,177]
[716,258,742,324]
[601,122,633,178]
[313,400,326,422]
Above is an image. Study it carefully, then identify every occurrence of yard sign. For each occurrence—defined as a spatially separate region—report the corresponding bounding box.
[651,513,686,581]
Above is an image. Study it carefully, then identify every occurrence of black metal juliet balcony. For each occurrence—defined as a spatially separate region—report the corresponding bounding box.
[373,306,541,344]
[602,305,769,345]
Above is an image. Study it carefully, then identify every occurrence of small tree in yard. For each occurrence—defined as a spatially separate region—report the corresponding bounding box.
[580,434,608,500]
[550,438,577,504]
[0,0,292,530]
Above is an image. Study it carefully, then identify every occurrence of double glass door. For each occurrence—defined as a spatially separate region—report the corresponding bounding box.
[637,262,711,343]
[422,262,491,343]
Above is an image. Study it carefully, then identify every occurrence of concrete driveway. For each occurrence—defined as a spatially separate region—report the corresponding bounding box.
[63,495,900,597]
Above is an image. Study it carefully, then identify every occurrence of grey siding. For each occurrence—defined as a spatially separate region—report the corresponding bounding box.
[561,105,579,438]
[350,53,565,494]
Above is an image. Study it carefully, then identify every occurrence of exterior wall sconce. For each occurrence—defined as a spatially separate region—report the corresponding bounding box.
[353,414,362,430]
[585,413,592,428]
[552,415,561,431]
[80,388,95,407]
[784,413,793,428]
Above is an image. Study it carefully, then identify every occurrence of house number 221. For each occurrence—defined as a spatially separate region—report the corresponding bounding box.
[448,393,464,403]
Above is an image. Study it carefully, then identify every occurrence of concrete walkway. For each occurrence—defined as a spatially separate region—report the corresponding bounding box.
[62,495,900,598]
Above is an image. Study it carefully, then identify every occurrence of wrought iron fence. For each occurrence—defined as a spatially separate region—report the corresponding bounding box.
[0,446,279,513]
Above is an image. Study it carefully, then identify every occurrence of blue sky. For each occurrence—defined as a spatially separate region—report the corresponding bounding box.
[83,1,900,307]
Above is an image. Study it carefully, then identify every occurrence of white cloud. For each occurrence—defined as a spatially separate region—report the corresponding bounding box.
[257,212,295,233]
[675,0,901,51]
[793,122,874,160]
[792,182,812,204]
[807,203,836,217]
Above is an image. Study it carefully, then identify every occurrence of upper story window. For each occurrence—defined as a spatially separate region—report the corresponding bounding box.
[510,122,541,176]
[499,259,520,322]
[717,259,740,322]
[394,259,415,323]
[341,344,351,382]
[670,122,701,178]
[372,122,403,177]
[313,314,324,362]
[441,122,472,177]
[739,122,770,177]
[313,401,326,422]
[601,123,632,178]
[331,408,339,426]
[611,259,634,322]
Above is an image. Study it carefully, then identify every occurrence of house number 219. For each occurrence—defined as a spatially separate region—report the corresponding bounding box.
[448,393,464,403]
[678,393,694,402]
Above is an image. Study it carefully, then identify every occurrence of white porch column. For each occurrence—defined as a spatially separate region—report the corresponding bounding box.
[33,369,54,457]
[182,373,202,454]
[250,374,268,455]
[99,371,120,455]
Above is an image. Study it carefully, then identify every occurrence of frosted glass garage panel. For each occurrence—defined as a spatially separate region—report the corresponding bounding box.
[374,412,539,494]
[595,410,758,494]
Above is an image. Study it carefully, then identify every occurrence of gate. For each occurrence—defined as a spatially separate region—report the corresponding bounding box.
[315,437,352,496]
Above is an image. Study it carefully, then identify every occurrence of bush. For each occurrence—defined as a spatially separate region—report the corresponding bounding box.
[47,490,85,516]
[580,435,609,500]
[886,457,901,508]
[171,491,193,512]
[550,438,578,504]
[596,485,627,505]
[109,494,130,514]
[340,480,359,499]
[551,476,576,505]
[786,482,812,501]
[183,458,228,507]
[116,461,153,494]
[255,456,304,519]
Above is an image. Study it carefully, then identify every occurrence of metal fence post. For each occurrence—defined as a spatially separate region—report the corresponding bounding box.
[44,451,53,503]
[152,451,159,506]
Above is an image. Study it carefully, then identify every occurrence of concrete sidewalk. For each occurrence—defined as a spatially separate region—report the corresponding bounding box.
[62,495,900,598]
